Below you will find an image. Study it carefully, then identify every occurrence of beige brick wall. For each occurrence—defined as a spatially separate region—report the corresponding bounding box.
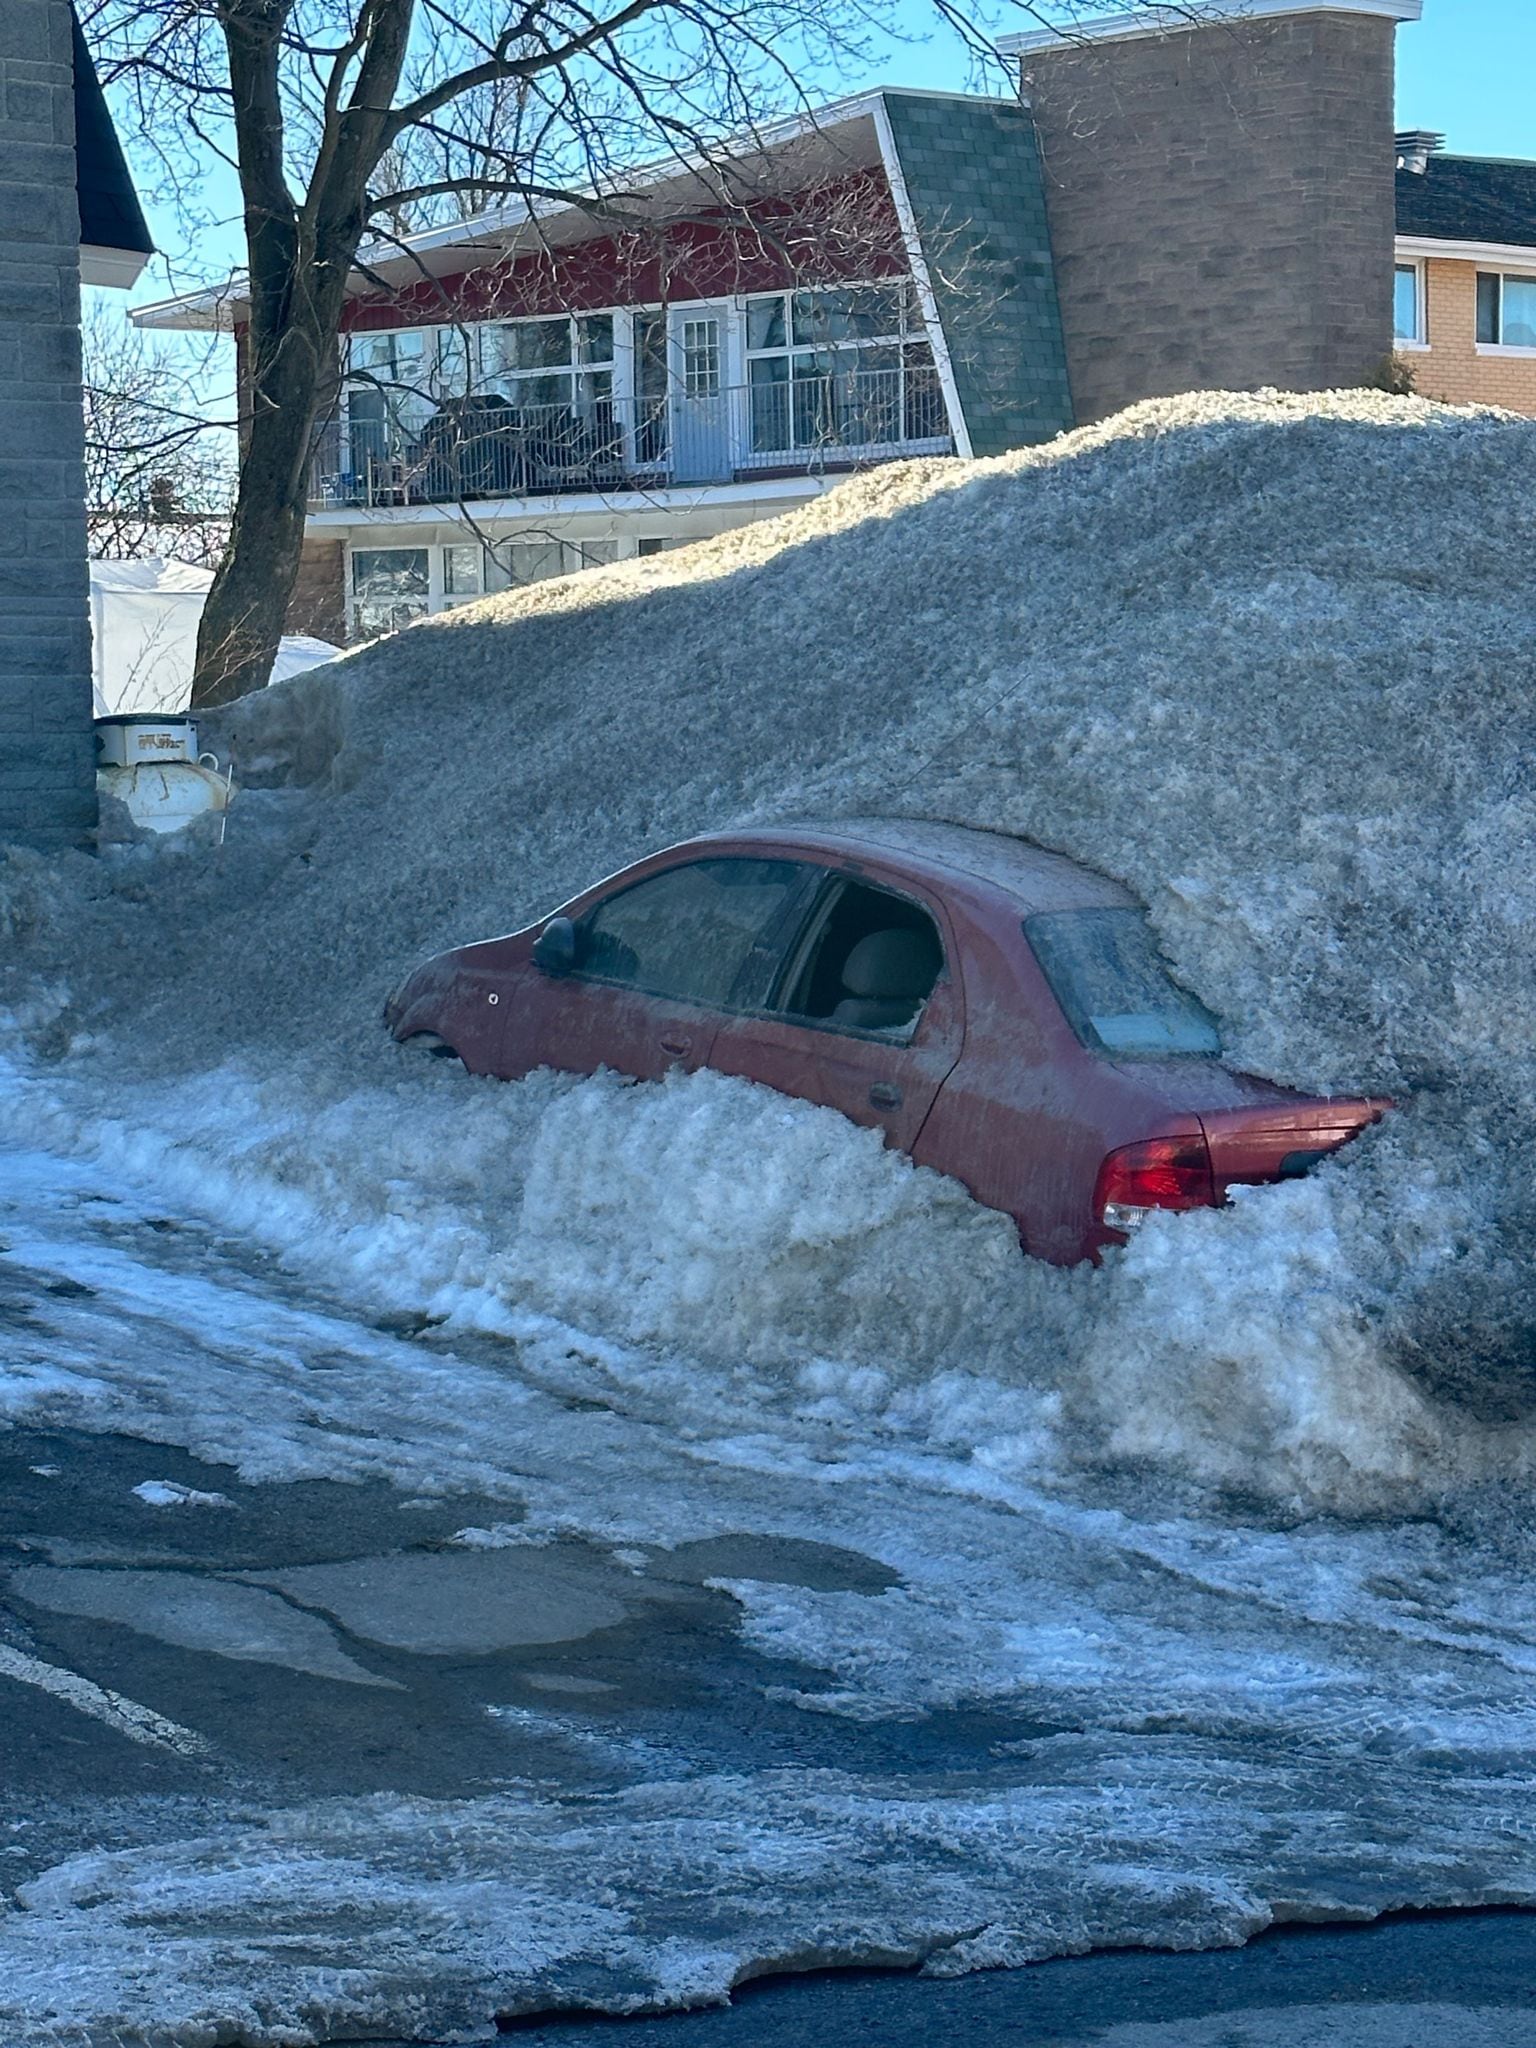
[1406,257,1536,416]
[1021,14,1398,424]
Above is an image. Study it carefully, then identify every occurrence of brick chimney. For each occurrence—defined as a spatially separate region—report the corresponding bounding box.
[998,1,1424,422]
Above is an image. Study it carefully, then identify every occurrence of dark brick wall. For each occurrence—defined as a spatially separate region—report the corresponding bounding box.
[287,537,346,645]
[0,0,97,848]
[881,92,1074,457]
[1021,14,1398,424]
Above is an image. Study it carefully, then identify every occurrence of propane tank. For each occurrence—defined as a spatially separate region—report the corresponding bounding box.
[95,716,234,836]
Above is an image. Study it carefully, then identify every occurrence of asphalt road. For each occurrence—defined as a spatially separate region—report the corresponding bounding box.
[6,1167,1536,2047]
[16,1428,1536,2048]
[487,1909,1536,2045]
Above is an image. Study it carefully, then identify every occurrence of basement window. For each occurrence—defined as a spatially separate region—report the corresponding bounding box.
[1476,272,1536,350]
[351,547,428,640]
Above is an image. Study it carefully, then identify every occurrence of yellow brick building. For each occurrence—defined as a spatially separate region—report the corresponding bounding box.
[1395,136,1536,415]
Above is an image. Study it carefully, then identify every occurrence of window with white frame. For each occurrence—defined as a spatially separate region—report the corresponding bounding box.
[1394,262,1425,345]
[344,330,437,481]
[441,543,483,604]
[1476,272,1536,349]
[479,314,615,411]
[351,547,430,639]
[355,537,627,633]
[742,284,942,454]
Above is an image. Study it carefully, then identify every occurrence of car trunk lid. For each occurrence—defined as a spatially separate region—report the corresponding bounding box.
[1198,1096,1389,1199]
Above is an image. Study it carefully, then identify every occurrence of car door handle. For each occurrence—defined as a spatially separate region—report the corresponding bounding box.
[869,1082,902,1110]
[660,1034,691,1058]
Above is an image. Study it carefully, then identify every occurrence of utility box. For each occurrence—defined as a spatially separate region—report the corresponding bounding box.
[95,715,199,768]
[95,715,233,836]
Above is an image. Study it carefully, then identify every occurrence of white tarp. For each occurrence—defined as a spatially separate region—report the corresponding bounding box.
[89,558,340,715]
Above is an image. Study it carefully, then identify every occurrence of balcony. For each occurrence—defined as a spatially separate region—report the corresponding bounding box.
[307,367,952,511]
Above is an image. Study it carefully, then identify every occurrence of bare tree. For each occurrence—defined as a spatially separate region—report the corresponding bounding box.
[83,304,236,567]
[84,0,1017,706]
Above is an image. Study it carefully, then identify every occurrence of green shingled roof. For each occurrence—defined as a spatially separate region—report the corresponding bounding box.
[880,92,1073,456]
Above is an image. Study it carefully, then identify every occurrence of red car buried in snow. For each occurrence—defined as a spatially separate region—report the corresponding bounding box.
[385,820,1385,1264]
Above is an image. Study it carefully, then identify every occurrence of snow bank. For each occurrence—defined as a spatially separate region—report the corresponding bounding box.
[7,389,1536,1510]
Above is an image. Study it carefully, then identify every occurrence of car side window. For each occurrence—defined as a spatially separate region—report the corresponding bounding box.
[577,858,812,1009]
[771,876,946,1039]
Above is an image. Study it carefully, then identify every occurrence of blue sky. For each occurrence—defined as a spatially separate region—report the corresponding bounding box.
[111,0,1533,319]
[1393,0,1534,156]
[858,0,1534,152]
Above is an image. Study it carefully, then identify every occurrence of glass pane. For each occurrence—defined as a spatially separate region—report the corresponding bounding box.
[792,285,904,346]
[749,354,790,451]
[351,547,428,596]
[682,318,722,398]
[747,294,788,352]
[500,540,564,586]
[348,331,397,374]
[578,314,614,363]
[1024,909,1221,1058]
[1502,276,1536,348]
[570,539,622,567]
[442,544,481,596]
[635,311,668,397]
[509,317,574,370]
[579,858,807,1008]
[1393,265,1421,342]
[350,547,430,639]
[435,328,473,397]
[353,596,428,638]
[1477,272,1501,345]
[511,373,573,411]
[792,347,855,379]
[904,350,945,440]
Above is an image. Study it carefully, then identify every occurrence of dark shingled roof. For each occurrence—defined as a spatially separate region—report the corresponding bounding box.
[1397,155,1536,252]
[72,11,153,256]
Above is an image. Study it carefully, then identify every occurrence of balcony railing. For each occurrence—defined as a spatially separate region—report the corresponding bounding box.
[308,368,951,510]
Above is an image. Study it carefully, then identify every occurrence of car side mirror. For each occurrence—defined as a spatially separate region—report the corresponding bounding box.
[533,915,578,976]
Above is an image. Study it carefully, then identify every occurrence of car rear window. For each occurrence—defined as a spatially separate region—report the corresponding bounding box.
[1023,908,1222,1058]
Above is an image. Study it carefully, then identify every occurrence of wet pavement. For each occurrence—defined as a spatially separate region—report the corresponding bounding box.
[6,1156,1536,2046]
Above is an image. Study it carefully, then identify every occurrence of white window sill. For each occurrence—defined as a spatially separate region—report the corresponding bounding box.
[1476,343,1536,358]
[1394,338,1431,353]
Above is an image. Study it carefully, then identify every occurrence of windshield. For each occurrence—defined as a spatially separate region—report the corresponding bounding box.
[1024,908,1222,1058]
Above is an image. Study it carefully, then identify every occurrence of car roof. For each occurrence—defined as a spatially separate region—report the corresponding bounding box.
[687,818,1139,916]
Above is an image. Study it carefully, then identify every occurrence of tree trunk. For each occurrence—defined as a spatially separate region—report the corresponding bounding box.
[190,368,316,706]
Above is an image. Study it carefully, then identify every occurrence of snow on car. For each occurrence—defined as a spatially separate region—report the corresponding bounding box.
[389,820,1384,1262]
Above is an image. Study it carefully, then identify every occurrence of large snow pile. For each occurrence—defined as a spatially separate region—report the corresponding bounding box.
[6,388,1536,1511]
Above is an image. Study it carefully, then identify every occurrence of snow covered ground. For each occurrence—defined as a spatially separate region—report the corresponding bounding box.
[6,1129,1536,2045]
[4,390,1536,2040]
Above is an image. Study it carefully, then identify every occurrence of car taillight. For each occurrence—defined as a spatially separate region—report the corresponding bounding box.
[1095,1135,1216,1234]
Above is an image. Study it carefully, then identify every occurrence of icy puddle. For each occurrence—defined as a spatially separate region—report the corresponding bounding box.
[4,1138,1536,2046]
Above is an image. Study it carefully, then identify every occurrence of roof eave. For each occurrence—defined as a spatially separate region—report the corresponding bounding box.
[997,0,1423,57]
[1397,231,1536,264]
[132,86,909,333]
